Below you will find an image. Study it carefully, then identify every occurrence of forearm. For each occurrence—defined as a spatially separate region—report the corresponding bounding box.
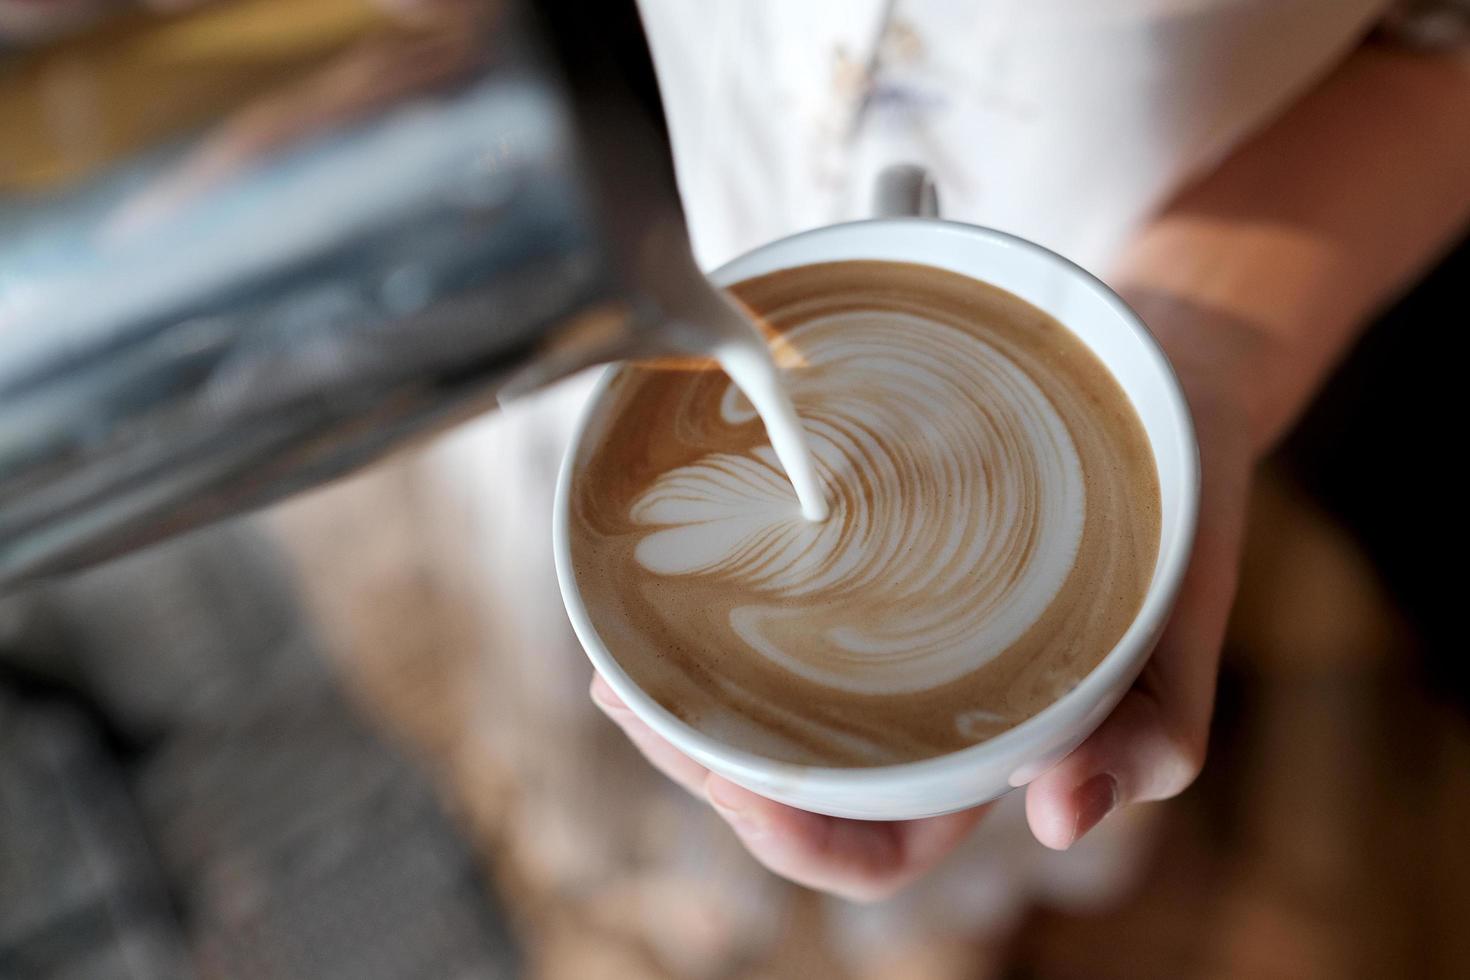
[1113,43,1470,455]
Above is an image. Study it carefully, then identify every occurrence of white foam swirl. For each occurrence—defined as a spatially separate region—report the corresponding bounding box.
[631,311,1085,695]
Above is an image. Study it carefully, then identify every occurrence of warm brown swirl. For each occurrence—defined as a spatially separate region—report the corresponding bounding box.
[569,260,1160,766]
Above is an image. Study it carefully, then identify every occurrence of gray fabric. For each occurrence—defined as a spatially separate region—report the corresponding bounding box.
[0,697,191,980]
[0,522,519,979]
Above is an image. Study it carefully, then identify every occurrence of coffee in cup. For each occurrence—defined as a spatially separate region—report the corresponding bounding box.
[567,259,1160,767]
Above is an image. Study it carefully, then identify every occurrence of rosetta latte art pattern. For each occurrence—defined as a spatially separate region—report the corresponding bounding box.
[631,312,1086,695]
[571,261,1160,766]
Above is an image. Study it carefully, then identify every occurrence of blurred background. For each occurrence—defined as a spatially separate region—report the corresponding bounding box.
[3,1,1467,978]
[6,241,1466,980]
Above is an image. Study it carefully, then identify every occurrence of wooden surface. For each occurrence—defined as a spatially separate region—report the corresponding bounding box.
[267,444,1470,980]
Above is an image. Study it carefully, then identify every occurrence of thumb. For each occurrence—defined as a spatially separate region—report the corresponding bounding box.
[1024,507,1242,850]
[1023,684,1207,850]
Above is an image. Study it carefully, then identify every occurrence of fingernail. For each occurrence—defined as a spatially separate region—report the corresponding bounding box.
[1070,773,1118,846]
[706,779,768,840]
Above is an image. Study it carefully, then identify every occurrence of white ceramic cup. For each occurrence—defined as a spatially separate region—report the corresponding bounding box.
[554,167,1199,821]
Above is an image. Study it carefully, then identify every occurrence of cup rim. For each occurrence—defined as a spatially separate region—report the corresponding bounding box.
[553,216,1200,789]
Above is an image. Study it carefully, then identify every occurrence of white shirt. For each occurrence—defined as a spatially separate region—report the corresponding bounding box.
[642,0,1391,274]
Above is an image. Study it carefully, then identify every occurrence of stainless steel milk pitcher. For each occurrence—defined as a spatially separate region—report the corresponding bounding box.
[0,0,711,588]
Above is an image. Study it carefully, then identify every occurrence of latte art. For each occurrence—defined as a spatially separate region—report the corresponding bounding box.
[570,261,1160,766]
[631,312,1086,695]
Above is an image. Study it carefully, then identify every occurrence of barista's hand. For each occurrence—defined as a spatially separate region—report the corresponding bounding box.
[1024,296,1255,849]
[590,296,1257,900]
[589,673,991,902]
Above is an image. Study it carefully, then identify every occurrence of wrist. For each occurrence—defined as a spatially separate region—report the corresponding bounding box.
[1113,285,1282,460]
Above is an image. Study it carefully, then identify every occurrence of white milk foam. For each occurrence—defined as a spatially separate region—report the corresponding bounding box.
[630,310,1086,695]
[715,338,830,522]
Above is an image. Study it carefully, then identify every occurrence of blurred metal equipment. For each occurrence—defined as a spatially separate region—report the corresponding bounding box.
[0,0,705,589]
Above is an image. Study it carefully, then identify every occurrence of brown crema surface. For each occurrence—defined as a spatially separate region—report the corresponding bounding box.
[570,260,1160,766]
